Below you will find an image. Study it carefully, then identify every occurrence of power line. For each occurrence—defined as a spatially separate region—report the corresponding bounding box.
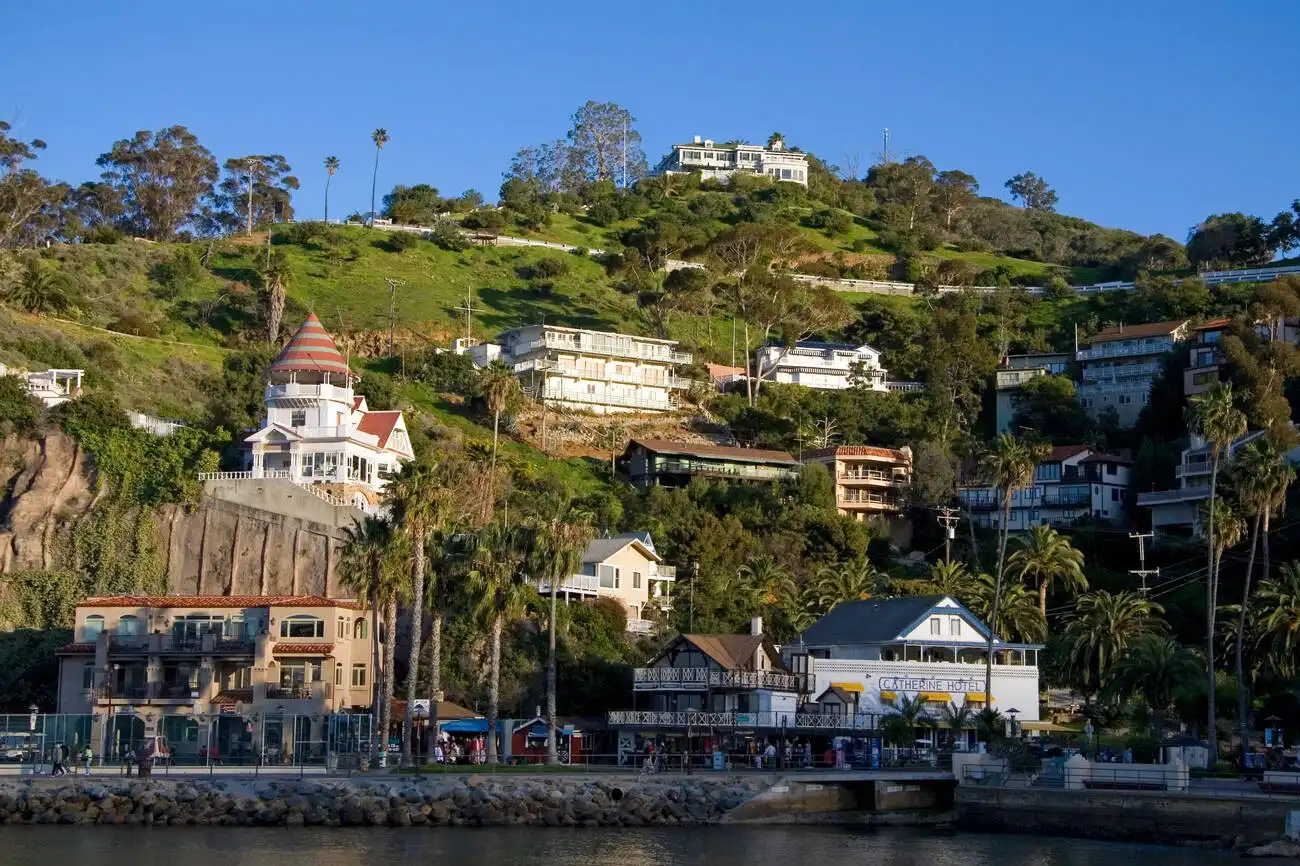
[935,506,960,564]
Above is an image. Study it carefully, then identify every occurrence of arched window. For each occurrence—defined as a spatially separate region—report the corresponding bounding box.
[353,618,367,641]
[83,615,105,641]
[117,615,140,636]
[280,615,324,638]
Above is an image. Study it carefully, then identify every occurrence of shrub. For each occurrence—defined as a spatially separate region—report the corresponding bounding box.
[282,221,330,246]
[85,225,122,245]
[386,231,421,252]
[531,257,570,279]
[430,221,468,252]
[148,247,202,298]
[0,375,43,438]
[413,350,480,396]
[460,208,505,232]
[587,201,620,226]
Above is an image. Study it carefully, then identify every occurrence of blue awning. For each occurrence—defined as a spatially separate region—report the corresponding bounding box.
[440,719,489,733]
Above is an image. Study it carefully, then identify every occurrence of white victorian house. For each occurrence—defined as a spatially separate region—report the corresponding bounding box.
[240,314,413,510]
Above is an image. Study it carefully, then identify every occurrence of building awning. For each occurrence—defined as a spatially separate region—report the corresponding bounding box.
[830,681,864,693]
[965,692,988,703]
[879,690,898,702]
[919,692,951,702]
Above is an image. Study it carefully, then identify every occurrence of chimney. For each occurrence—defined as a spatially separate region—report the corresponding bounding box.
[534,704,541,718]
[693,135,702,144]
[704,139,714,148]
[751,616,763,636]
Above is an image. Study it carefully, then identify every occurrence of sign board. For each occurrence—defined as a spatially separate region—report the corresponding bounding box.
[735,713,757,726]
[219,704,236,715]
[712,751,724,771]
[877,677,982,693]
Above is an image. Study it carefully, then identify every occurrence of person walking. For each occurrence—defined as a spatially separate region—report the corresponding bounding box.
[81,745,93,776]
[50,743,65,777]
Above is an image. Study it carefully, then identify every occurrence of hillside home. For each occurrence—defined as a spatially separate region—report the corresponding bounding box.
[621,439,801,488]
[238,315,413,512]
[56,595,374,763]
[534,531,676,634]
[0,364,83,408]
[654,136,810,186]
[468,324,693,414]
[1184,317,1300,398]
[993,352,1072,433]
[1076,320,1190,426]
[754,341,890,391]
[958,445,1133,530]
[800,445,912,522]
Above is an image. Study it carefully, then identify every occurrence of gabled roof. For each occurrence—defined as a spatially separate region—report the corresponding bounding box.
[81,595,359,609]
[803,445,911,462]
[1047,445,1092,463]
[817,686,857,704]
[650,633,783,671]
[797,595,991,646]
[1078,452,1134,466]
[627,438,799,466]
[270,314,352,378]
[582,532,661,565]
[788,340,877,354]
[356,410,403,449]
[1087,319,1189,343]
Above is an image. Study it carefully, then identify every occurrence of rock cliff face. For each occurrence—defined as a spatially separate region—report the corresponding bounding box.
[0,432,355,596]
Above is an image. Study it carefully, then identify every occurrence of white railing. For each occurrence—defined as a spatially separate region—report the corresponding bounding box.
[520,360,695,390]
[517,332,693,365]
[995,369,1045,389]
[127,412,187,437]
[199,470,294,482]
[1175,462,1211,478]
[1076,380,1153,395]
[1076,341,1175,362]
[885,381,925,393]
[839,469,909,486]
[606,710,879,730]
[627,619,657,635]
[633,667,805,692]
[1137,487,1209,506]
[534,573,600,594]
[543,386,676,412]
[652,460,797,481]
[650,565,676,580]
[840,491,904,507]
[1081,361,1163,380]
[265,382,354,403]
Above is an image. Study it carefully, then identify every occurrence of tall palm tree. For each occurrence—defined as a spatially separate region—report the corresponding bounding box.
[526,496,594,764]
[323,156,340,223]
[1254,563,1300,677]
[369,128,390,227]
[980,434,1049,700]
[480,362,521,492]
[970,573,1046,644]
[1108,634,1201,741]
[937,701,975,748]
[809,557,883,614]
[1062,590,1165,699]
[739,554,797,621]
[1007,523,1086,623]
[975,707,1005,743]
[385,459,446,767]
[467,520,532,764]
[926,560,978,602]
[886,694,931,747]
[338,516,396,765]
[1186,382,1247,764]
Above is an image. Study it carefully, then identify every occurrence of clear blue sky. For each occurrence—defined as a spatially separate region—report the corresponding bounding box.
[4,0,1297,240]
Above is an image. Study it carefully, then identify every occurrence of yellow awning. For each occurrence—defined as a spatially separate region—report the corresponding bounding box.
[830,681,864,693]
[965,692,988,703]
[919,692,951,702]
[879,690,898,702]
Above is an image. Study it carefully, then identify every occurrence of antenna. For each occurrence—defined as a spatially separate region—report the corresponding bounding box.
[936,506,960,564]
[384,277,406,357]
[1129,531,1158,594]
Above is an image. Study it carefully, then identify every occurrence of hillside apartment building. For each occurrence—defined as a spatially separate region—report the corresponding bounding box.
[56,595,373,763]
[992,352,1072,433]
[654,136,810,186]
[534,531,677,635]
[621,439,801,488]
[1076,319,1190,426]
[800,445,912,522]
[959,445,1133,531]
[468,325,694,415]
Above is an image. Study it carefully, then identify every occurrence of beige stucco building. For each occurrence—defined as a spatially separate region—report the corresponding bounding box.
[535,532,676,635]
[56,595,374,762]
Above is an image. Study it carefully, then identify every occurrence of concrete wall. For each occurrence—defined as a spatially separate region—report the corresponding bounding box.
[956,786,1292,845]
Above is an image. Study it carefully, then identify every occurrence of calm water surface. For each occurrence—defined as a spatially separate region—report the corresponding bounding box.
[0,826,1235,865]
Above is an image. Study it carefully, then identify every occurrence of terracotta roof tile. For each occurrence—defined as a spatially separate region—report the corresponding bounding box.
[81,595,359,609]
[57,642,95,654]
[211,689,253,705]
[803,445,911,462]
[356,410,402,449]
[272,643,335,656]
[628,438,799,465]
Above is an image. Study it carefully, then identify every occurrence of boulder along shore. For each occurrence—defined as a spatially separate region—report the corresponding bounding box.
[0,776,767,827]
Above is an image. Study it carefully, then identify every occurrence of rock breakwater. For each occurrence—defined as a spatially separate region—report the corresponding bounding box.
[0,776,766,827]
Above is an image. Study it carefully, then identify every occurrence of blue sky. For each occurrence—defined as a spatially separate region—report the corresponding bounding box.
[4,0,1297,239]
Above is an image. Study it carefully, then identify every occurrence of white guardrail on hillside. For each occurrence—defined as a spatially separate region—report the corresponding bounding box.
[297,219,1300,299]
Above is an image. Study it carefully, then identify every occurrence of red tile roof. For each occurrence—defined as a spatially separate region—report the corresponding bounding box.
[57,643,95,654]
[803,445,911,462]
[1047,445,1092,462]
[272,643,335,656]
[1087,319,1189,343]
[81,595,359,609]
[269,314,352,378]
[1194,319,1230,331]
[629,438,799,465]
[356,410,402,449]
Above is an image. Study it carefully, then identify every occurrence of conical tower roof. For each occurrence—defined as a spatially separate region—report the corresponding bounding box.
[269,314,352,378]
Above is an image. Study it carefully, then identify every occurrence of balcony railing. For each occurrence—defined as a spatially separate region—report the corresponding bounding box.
[627,619,657,635]
[534,573,600,594]
[839,490,904,508]
[1077,380,1154,395]
[1175,462,1211,478]
[839,469,909,487]
[1137,487,1209,506]
[1081,361,1163,381]
[543,386,676,412]
[652,461,798,481]
[650,565,676,580]
[265,382,354,403]
[607,710,878,730]
[1076,340,1175,361]
[106,634,257,655]
[517,333,692,365]
[632,667,806,692]
[518,360,695,390]
[995,369,1045,389]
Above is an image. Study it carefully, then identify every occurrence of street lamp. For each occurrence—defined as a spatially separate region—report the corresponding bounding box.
[1006,707,1020,740]
[27,704,38,775]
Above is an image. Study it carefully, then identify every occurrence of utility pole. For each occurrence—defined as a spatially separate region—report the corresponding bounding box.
[1129,532,1158,594]
[246,157,258,236]
[690,561,698,633]
[457,287,481,346]
[622,116,628,190]
[936,506,960,564]
[882,128,891,165]
[384,278,406,357]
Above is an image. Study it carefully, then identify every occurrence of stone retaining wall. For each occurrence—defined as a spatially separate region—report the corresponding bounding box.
[0,776,766,827]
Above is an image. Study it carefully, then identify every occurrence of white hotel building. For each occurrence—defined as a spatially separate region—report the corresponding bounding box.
[654,136,810,186]
[469,324,694,414]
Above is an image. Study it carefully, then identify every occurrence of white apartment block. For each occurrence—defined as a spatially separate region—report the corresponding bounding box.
[1076,320,1190,427]
[959,445,1132,531]
[468,324,694,415]
[533,532,676,635]
[755,341,889,391]
[655,136,809,186]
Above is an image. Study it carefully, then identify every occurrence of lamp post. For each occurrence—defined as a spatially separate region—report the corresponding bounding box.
[27,704,39,776]
[1006,708,1020,740]
[102,662,121,765]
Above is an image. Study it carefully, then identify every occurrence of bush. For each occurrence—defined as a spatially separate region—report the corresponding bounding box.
[355,370,400,410]
[384,231,420,252]
[148,247,202,299]
[282,221,330,246]
[460,208,505,232]
[429,221,468,252]
[1126,734,1159,764]
[587,201,620,226]
[0,375,43,438]
[807,209,853,235]
[413,350,480,396]
[531,257,570,279]
[85,225,122,245]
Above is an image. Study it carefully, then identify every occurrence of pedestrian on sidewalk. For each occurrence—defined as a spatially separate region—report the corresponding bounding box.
[81,745,93,776]
[50,743,66,777]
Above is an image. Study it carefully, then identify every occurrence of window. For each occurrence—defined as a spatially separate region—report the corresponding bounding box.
[354,618,367,640]
[279,661,322,688]
[117,615,139,636]
[1106,462,1117,475]
[290,409,306,427]
[781,168,793,180]
[950,617,962,636]
[280,615,324,638]
[337,617,346,639]
[348,455,371,482]
[352,663,367,688]
[1193,371,1215,386]
[335,664,343,686]
[81,663,94,690]
[1111,488,1119,502]
[1036,463,1061,483]
[1118,394,1133,406]
[83,615,105,641]
[598,565,619,589]
[633,572,642,590]
[930,617,941,635]
[1081,398,1093,408]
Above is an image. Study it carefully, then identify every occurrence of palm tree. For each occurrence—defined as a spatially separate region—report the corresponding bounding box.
[926,560,978,602]
[369,128,390,227]
[937,701,975,748]
[886,694,931,747]
[467,520,532,764]
[1186,382,1247,764]
[975,707,1005,743]
[526,495,594,764]
[971,573,1046,644]
[261,250,290,343]
[980,433,1050,701]
[1252,562,1300,677]
[739,554,797,621]
[323,156,340,223]
[1062,590,1165,699]
[339,516,407,765]
[1008,524,1086,623]
[1108,634,1201,740]
[5,261,71,316]
[480,362,521,492]
[385,459,447,767]
[809,557,883,614]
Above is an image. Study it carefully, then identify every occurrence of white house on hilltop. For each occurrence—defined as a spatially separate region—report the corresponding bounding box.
[755,341,891,391]
[0,364,83,408]
[654,136,810,186]
[239,314,413,511]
